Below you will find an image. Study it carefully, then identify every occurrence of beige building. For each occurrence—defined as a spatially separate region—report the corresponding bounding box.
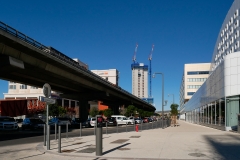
[179,63,211,117]
[91,69,119,86]
[131,63,148,98]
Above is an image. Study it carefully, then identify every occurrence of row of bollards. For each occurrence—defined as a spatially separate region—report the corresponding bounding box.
[44,119,171,156]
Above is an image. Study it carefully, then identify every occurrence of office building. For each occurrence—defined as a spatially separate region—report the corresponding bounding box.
[179,63,211,119]
[181,0,240,131]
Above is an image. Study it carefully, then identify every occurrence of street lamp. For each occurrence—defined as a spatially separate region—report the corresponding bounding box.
[153,72,166,129]
[168,94,174,104]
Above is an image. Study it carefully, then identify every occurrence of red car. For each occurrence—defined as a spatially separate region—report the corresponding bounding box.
[143,118,149,123]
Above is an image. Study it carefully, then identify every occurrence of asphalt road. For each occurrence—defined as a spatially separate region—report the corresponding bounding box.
[0,121,161,146]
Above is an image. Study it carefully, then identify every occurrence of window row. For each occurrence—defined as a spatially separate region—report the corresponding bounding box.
[187,71,209,75]
[187,85,201,89]
[187,78,207,82]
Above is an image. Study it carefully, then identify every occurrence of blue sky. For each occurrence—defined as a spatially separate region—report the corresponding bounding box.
[0,0,233,111]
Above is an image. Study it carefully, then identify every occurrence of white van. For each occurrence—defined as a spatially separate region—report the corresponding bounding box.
[111,115,134,125]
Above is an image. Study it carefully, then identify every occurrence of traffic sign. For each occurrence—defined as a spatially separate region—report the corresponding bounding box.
[39,96,56,104]
[43,83,51,98]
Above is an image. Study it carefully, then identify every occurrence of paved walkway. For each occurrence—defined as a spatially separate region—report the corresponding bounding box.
[1,121,240,160]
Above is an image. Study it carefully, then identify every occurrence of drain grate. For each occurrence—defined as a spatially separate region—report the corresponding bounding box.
[111,139,129,144]
[77,147,96,153]
[118,148,130,150]
[130,136,140,138]
[72,142,85,145]
[61,149,76,153]
[188,153,206,157]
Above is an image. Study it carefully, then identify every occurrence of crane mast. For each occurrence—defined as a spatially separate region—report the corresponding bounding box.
[132,43,138,63]
[148,44,154,97]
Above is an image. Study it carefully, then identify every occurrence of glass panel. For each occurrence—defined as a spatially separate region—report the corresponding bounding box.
[220,98,225,126]
[226,96,240,127]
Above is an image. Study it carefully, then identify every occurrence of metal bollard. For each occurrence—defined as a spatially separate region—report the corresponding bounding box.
[117,122,118,133]
[134,122,135,132]
[58,125,61,153]
[44,124,46,146]
[66,123,68,139]
[80,123,82,137]
[141,121,142,131]
[47,125,50,150]
[126,122,127,132]
[55,123,57,140]
[152,121,153,129]
[94,123,96,135]
[106,122,108,135]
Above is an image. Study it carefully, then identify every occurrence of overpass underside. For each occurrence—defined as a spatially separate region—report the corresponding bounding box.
[0,27,155,119]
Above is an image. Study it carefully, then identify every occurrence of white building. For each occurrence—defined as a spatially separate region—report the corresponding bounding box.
[181,0,240,131]
[91,69,119,85]
[179,63,211,119]
[131,63,148,98]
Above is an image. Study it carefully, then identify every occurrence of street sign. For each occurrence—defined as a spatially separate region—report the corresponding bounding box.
[39,96,56,104]
[43,83,51,98]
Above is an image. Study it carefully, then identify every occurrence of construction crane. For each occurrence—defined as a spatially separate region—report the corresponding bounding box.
[148,44,154,97]
[132,43,138,63]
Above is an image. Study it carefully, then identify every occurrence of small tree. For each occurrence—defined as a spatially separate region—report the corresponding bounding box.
[125,105,136,117]
[48,103,66,117]
[89,107,99,117]
[119,107,127,115]
[170,104,179,116]
[103,108,113,117]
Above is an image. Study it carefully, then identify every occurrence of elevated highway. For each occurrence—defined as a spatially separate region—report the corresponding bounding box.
[0,21,155,118]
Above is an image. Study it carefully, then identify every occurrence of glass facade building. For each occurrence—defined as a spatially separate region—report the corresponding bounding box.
[181,0,240,131]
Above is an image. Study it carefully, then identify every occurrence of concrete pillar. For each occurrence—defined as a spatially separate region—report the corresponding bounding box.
[79,100,90,121]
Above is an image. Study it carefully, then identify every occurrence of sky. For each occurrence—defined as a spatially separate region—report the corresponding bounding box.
[0,0,234,111]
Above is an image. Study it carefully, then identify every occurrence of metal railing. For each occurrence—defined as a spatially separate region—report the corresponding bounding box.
[0,21,154,109]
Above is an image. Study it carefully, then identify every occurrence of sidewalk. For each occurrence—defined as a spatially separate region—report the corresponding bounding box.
[35,121,240,160]
[1,121,240,160]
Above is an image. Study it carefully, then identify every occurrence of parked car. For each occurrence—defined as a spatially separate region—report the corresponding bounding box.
[111,115,134,125]
[143,117,149,123]
[106,117,117,126]
[22,118,45,130]
[0,116,19,131]
[134,117,143,124]
[71,118,81,128]
[82,117,96,127]
[148,117,153,122]
[49,117,71,127]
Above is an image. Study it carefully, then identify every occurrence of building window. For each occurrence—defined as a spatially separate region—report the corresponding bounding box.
[187,71,209,75]
[9,85,16,89]
[187,92,195,96]
[30,86,38,89]
[20,84,27,89]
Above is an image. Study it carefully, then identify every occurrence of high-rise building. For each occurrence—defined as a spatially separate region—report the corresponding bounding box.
[131,63,148,99]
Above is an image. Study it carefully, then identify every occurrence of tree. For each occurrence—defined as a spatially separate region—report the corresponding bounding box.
[119,107,127,115]
[89,107,99,117]
[48,103,66,117]
[125,105,137,117]
[170,104,179,116]
[103,108,113,117]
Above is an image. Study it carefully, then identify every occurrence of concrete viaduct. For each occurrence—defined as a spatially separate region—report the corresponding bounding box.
[0,21,155,119]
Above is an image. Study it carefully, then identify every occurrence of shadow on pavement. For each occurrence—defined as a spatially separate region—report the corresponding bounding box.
[103,143,131,155]
[204,134,240,160]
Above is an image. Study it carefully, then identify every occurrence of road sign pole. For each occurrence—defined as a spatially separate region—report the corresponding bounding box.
[46,104,50,150]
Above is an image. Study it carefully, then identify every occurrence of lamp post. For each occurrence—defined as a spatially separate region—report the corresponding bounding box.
[168,94,174,104]
[153,72,165,129]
